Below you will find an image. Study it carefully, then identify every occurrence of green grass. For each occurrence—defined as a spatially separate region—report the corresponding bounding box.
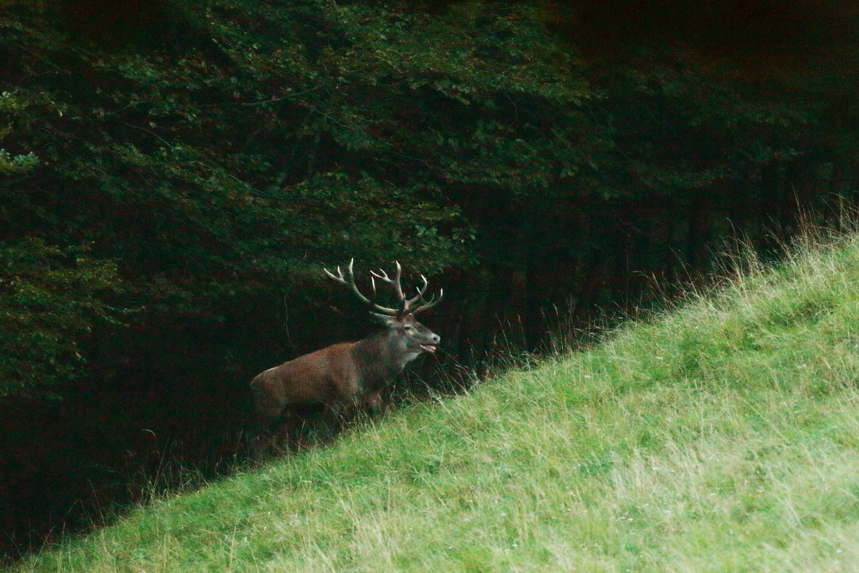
[12,229,859,572]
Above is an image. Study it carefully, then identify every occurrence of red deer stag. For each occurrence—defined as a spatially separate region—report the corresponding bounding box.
[249,259,442,455]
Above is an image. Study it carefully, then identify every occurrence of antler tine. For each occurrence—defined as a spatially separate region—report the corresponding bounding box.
[404,274,430,308]
[370,260,405,304]
[410,287,443,315]
[322,261,350,287]
[324,258,399,315]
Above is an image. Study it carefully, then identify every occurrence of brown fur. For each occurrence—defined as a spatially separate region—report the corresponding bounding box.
[249,314,439,456]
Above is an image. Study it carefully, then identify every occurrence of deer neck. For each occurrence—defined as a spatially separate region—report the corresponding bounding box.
[352,332,417,390]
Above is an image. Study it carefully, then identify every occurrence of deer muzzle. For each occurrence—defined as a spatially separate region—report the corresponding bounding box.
[421,333,441,353]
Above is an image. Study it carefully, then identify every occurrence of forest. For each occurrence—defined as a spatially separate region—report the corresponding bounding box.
[2,0,858,558]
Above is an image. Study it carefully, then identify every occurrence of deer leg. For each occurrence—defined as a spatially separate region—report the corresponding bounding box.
[316,401,355,441]
[360,392,385,415]
[272,407,315,452]
[271,419,290,453]
[246,424,264,465]
[246,410,283,463]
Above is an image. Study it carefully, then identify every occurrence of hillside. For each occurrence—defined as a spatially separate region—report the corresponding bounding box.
[13,230,859,572]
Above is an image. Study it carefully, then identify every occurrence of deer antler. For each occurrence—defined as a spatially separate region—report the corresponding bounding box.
[408,275,443,315]
[323,259,400,316]
[324,260,443,317]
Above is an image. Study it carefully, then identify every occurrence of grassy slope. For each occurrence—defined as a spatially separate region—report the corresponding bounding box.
[14,232,859,572]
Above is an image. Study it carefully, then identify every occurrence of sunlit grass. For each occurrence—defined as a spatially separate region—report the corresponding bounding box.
[12,226,859,572]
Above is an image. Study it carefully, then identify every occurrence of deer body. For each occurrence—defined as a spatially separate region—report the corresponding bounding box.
[251,315,438,421]
[249,260,442,457]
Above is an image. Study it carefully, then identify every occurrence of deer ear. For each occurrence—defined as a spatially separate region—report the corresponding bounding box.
[370,312,398,325]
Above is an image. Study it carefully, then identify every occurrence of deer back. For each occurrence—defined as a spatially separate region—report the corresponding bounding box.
[250,342,360,420]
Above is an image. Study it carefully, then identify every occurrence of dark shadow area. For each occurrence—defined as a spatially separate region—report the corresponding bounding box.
[53,0,177,49]
[551,0,857,60]
[0,370,249,558]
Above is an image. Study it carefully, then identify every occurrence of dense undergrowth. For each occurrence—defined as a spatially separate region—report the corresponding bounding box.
[11,227,859,571]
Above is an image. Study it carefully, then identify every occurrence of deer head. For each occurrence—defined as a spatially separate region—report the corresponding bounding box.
[323,259,443,353]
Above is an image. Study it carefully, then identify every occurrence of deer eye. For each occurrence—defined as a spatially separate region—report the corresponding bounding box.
[403,324,413,331]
